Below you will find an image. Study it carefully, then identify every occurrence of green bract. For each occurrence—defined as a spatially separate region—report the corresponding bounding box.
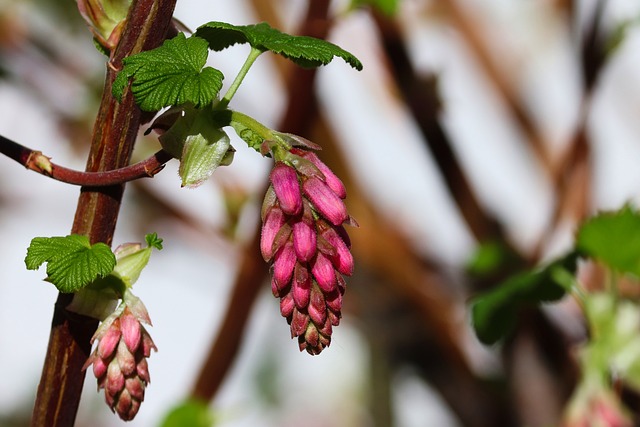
[159,108,232,188]
[194,21,363,70]
[25,235,117,293]
[113,33,224,111]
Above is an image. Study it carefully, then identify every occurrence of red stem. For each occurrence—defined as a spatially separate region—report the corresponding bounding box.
[1,134,173,186]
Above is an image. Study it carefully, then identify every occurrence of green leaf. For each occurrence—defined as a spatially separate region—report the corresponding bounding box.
[470,252,578,345]
[160,400,215,427]
[25,235,116,293]
[113,33,224,111]
[577,206,640,277]
[194,21,363,70]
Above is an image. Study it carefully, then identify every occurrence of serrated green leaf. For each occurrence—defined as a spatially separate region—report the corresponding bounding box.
[160,400,215,427]
[577,206,640,277]
[25,235,116,293]
[470,252,577,345]
[194,21,363,71]
[113,33,224,111]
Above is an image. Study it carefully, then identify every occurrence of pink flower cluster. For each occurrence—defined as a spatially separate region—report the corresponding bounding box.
[83,304,156,420]
[261,148,354,355]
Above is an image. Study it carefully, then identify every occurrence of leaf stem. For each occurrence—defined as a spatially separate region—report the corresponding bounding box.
[1,134,173,186]
[218,47,263,108]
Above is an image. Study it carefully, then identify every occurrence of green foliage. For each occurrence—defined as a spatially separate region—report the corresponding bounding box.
[470,253,578,345]
[160,400,215,427]
[25,235,116,293]
[351,0,399,16]
[112,33,224,111]
[194,21,363,70]
[577,206,640,277]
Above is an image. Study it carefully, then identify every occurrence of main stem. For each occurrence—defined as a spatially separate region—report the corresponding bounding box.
[30,1,176,426]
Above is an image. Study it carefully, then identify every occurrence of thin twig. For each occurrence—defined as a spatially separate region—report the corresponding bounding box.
[1,134,173,186]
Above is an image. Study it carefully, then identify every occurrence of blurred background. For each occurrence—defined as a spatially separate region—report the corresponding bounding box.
[1,0,640,426]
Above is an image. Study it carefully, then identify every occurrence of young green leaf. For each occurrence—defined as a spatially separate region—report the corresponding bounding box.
[25,235,116,293]
[470,252,578,345]
[194,21,363,70]
[113,33,224,111]
[145,232,164,250]
[577,206,640,277]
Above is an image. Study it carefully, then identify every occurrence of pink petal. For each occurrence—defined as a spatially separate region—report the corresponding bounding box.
[280,293,295,318]
[97,321,122,359]
[120,310,141,353]
[292,263,311,309]
[300,151,347,199]
[320,226,354,276]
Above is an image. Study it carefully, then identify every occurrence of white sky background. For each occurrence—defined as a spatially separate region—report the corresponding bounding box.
[1,0,640,426]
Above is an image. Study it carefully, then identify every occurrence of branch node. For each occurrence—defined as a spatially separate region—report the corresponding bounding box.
[26,151,53,175]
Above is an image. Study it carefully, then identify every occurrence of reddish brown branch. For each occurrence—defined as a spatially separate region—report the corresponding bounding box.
[1,134,173,186]
[30,1,177,426]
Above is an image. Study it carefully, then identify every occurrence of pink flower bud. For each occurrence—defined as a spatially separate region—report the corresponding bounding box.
[280,293,295,318]
[292,264,311,309]
[260,207,286,261]
[98,321,121,359]
[308,286,327,325]
[106,360,125,397]
[298,151,347,199]
[120,310,141,353]
[291,308,309,337]
[273,242,296,288]
[293,220,317,262]
[320,226,354,276]
[311,252,337,293]
[270,162,302,215]
[117,341,136,376]
[303,176,348,226]
[325,289,343,314]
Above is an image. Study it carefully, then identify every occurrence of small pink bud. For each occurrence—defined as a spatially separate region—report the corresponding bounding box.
[299,151,347,199]
[292,264,311,309]
[280,293,295,318]
[270,162,302,215]
[308,287,327,325]
[320,226,354,276]
[116,341,136,376]
[260,207,286,261]
[273,242,296,288]
[136,358,150,384]
[291,308,309,337]
[106,360,125,397]
[126,377,146,401]
[261,185,278,220]
[292,220,317,262]
[98,322,121,359]
[304,323,320,348]
[303,176,348,226]
[120,310,141,353]
[140,327,157,358]
[325,289,343,314]
[328,309,341,327]
[311,252,337,293]
[92,356,108,379]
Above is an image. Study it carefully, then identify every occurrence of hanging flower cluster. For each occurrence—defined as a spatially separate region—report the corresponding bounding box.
[260,144,355,355]
[83,298,156,420]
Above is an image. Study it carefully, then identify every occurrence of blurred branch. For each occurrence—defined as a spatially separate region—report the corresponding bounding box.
[438,0,555,176]
[371,11,506,245]
[31,1,177,425]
